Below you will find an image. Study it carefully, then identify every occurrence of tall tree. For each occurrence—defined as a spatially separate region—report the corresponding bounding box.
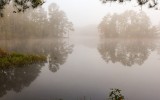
[48,3,74,37]
[0,3,74,39]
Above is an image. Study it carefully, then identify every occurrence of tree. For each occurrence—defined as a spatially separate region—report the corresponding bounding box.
[0,3,74,39]
[48,3,74,37]
[98,10,158,38]
[100,0,159,9]
[0,0,44,17]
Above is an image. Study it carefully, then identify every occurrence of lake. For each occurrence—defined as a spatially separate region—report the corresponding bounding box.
[0,38,160,100]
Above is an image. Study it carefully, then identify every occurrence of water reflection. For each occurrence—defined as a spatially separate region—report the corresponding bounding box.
[0,64,43,97]
[98,39,156,66]
[0,39,73,97]
[0,39,73,72]
[47,40,73,73]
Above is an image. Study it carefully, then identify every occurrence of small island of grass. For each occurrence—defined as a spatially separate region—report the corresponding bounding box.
[0,48,46,68]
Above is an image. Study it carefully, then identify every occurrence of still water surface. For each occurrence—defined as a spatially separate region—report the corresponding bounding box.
[0,38,160,100]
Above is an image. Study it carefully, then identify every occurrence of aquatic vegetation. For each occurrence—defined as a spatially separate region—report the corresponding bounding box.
[0,48,46,68]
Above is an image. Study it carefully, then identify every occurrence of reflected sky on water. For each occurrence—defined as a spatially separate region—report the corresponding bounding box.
[0,38,160,100]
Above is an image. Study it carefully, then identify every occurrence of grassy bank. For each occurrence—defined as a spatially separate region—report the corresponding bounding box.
[0,48,46,68]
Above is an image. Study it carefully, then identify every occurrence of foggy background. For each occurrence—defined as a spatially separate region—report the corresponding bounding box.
[41,0,160,47]
[44,0,160,28]
[1,1,160,100]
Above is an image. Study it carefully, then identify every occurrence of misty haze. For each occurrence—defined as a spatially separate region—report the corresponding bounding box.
[0,0,160,100]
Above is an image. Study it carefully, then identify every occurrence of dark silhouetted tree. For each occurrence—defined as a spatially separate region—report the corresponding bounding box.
[100,0,159,9]
[0,0,44,17]
[0,64,43,97]
[109,88,125,100]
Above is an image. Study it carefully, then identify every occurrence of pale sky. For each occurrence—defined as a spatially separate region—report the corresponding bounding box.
[43,0,160,27]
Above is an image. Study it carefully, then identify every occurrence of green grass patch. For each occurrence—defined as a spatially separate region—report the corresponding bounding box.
[0,48,46,68]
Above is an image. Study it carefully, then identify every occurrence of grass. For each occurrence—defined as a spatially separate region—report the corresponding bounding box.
[0,48,46,68]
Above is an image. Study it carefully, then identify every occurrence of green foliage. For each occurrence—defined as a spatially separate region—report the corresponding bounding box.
[0,0,44,17]
[98,10,158,38]
[100,0,158,9]
[0,48,46,68]
[0,39,74,97]
[0,39,74,72]
[109,88,125,100]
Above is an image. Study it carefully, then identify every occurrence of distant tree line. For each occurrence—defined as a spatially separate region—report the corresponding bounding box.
[0,3,74,39]
[98,10,158,38]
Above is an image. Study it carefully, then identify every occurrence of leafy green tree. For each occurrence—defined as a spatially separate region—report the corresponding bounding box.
[100,0,158,9]
[0,0,44,17]
[109,88,125,100]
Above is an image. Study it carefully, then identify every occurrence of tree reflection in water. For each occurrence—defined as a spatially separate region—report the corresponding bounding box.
[0,64,43,97]
[98,39,156,66]
[0,39,73,97]
[47,40,73,72]
[0,39,73,72]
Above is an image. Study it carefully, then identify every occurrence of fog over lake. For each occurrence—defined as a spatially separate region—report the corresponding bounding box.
[0,0,160,100]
